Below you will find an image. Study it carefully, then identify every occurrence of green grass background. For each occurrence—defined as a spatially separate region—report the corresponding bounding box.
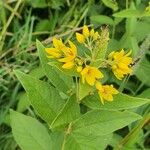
[0,0,150,149]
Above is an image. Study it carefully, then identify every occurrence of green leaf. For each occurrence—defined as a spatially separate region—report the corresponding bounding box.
[10,110,52,150]
[134,20,150,42]
[113,9,150,18]
[35,19,51,32]
[14,70,65,125]
[138,88,150,99]
[72,110,141,136]
[27,0,47,8]
[134,57,150,86]
[90,15,114,25]
[83,93,150,110]
[50,132,64,150]
[29,66,45,79]
[47,0,65,9]
[79,81,93,100]
[36,40,73,94]
[130,36,139,56]
[113,9,140,18]
[50,95,80,128]
[65,133,112,150]
[101,0,118,11]
[63,110,141,149]
[17,92,30,112]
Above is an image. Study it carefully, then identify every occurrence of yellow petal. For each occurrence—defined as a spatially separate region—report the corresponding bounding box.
[83,25,90,38]
[95,81,102,91]
[76,33,85,43]
[81,67,89,76]
[45,48,61,58]
[114,49,125,59]
[68,40,77,55]
[113,69,124,80]
[85,75,95,86]
[58,56,74,62]
[108,51,115,59]
[62,61,74,69]
[92,67,104,79]
[52,38,66,50]
[90,29,95,37]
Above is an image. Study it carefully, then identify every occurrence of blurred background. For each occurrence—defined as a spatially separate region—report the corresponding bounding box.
[0,0,150,149]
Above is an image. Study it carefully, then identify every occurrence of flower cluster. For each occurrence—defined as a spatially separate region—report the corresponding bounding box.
[45,25,133,104]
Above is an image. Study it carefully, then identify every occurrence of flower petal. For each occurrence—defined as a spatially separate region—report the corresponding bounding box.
[62,61,74,69]
[83,25,90,38]
[76,33,85,43]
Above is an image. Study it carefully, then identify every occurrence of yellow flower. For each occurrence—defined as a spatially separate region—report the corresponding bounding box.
[76,33,85,43]
[45,38,65,58]
[81,66,103,86]
[108,49,132,80]
[96,82,118,104]
[46,38,77,69]
[58,40,77,69]
[76,25,99,43]
[83,25,90,38]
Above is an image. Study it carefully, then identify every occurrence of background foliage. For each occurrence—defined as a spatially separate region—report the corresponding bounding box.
[0,0,150,150]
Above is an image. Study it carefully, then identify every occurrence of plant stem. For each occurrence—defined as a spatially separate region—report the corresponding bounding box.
[76,77,80,103]
[118,75,130,92]
[126,0,129,9]
[61,123,72,150]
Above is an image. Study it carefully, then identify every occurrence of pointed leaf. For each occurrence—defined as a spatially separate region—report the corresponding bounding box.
[101,0,118,11]
[10,110,52,150]
[15,70,65,125]
[63,110,141,149]
[72,110,141,136]
[83,93,150,110]
[90,15,114,25]
[65,134,112,150]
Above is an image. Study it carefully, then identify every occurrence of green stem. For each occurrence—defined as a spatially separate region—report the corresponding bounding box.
[112,24,115,39]
[76,77,80,103]
[126,0,129,9]
[61,123,72,150]
[134,82,144,95]
[118,75,130,92]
